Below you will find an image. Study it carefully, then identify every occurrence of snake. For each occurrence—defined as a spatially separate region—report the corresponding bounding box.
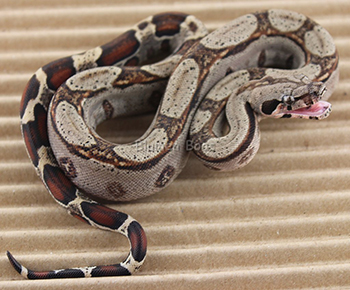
[8,9,339,279]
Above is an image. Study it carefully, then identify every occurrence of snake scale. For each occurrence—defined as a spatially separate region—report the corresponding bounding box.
[8,9,339,279]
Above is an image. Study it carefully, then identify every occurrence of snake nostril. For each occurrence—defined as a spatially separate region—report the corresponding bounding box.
[319,85,327,96]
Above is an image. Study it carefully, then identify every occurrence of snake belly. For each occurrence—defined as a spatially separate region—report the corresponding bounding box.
[9,9,338,279]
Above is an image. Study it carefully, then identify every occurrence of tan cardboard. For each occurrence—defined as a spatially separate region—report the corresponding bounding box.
[1,0,350,289]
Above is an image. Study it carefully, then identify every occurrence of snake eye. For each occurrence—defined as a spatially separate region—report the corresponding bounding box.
[261,99,281,115]
[282,95,295,105]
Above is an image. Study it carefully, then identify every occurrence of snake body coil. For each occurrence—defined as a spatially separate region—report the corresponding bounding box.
[9,10,338,279]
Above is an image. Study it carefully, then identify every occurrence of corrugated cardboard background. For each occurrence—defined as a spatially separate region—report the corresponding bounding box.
[1,0,350,289]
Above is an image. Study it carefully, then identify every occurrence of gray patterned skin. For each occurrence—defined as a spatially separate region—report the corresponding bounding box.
[12,12,207,279]
[49,9,338,200]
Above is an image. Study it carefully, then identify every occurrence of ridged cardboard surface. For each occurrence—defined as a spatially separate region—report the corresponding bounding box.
[1,0,350,289]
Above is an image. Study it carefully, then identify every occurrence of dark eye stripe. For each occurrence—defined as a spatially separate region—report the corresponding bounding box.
[261,99,281,115]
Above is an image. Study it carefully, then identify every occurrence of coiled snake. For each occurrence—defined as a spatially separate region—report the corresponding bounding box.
[8,9,339,279]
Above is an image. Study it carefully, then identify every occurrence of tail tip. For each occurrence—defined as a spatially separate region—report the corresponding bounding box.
[6,251,23,275]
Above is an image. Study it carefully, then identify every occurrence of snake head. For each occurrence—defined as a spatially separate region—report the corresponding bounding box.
[257,80,331,120]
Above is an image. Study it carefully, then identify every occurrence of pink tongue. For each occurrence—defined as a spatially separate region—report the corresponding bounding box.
[291,101,331,117]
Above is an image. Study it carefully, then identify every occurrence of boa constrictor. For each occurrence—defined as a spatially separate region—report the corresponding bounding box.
[8,9,339,279]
